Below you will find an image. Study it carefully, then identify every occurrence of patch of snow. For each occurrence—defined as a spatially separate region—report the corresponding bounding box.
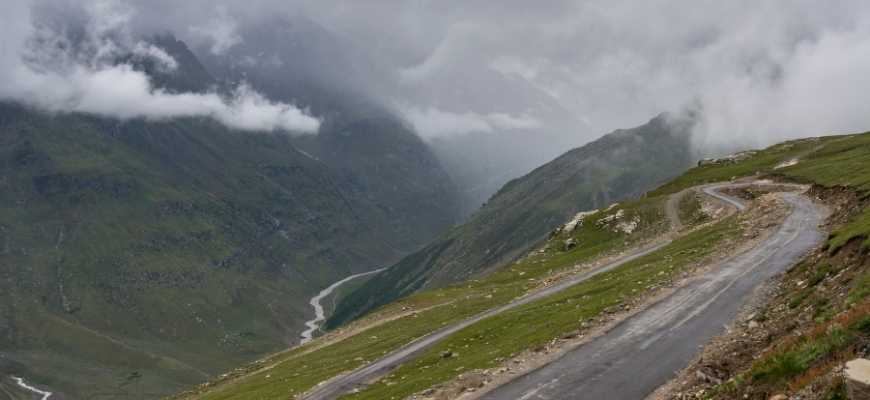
[597,209,625,226]
[295,147,320,161]
[773,158,799,170]
[615,216,640,234]
[563,210,599,233]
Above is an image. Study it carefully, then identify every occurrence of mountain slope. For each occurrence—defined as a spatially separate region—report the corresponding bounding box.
[173,131,867,400]
[0,35,460,399]
[328,112,698,328]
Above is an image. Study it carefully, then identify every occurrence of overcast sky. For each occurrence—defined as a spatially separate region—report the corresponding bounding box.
[4,0,870,150]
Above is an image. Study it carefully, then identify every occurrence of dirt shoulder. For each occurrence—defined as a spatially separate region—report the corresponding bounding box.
[648,184,869,400]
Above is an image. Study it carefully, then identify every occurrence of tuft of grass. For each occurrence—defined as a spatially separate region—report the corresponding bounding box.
[829,208,870,252]
[749,325,853,384]
[848,273,870,305]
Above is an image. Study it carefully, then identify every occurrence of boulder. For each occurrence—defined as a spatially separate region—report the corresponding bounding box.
[846,358,870,400]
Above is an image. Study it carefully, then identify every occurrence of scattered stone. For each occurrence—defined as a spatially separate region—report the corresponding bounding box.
[563,238,578,251]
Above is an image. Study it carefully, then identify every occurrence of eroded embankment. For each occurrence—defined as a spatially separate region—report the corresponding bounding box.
[650,183,870,400]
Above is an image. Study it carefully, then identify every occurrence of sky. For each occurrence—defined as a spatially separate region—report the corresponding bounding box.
[3,0,870,152]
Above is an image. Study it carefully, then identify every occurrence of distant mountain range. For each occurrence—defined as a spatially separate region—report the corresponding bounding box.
[328,112,698,328]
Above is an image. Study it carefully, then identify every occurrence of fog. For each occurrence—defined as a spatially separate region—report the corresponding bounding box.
[5,0,870,205]
[0,0,320,133]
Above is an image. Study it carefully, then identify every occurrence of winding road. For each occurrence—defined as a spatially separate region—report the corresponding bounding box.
[481,187,825,399]
[302,183,826,400]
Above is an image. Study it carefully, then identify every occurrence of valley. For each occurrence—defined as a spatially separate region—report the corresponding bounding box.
[175,133,870,400]
[3,3,870,399]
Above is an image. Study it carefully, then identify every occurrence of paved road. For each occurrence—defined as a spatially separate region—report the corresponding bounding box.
[302,191,690,400]
[480,189,826,400]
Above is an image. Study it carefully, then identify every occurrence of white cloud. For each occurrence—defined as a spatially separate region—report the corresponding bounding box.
[0,0,319,134]
[402,106,540,139]
[132,42,178,71]
[188,5,242,55]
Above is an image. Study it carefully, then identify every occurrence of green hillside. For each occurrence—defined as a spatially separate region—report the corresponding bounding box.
[0,100,458,398]
[328,112,699,328]
[174,131,870,400]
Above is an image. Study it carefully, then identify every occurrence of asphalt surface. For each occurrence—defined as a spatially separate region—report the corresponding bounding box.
[480,189,826,400]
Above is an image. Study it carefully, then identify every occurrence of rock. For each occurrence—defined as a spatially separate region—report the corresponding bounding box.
[748,321,760,329]
[563,238,578,251]
[846,358,870,400]
[441,351,455,359]
[769,394,787,400]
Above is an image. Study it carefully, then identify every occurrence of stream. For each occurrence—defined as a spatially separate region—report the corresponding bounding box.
[299,268,385,344]
[11,376,52,400]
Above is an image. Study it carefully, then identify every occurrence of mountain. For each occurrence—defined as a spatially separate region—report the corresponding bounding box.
[0,35,460,399]
[327,112,698,328]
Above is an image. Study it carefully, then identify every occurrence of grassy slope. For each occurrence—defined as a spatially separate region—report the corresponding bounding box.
[0,103,455,399]
[178,197,671,400]
[181,131,870,400]
[341,217,741,400]
[328,113,698,328]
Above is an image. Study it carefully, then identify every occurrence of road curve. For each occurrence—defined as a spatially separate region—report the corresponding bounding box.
[301,191,690,400]
[480,188,826,400]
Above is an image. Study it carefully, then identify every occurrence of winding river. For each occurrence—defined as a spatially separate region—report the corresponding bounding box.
[299,268,386,344]
[11,376,52,400]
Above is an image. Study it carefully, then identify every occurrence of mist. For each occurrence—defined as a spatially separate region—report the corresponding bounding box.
[0,0,320,133]
[5,0,870,206]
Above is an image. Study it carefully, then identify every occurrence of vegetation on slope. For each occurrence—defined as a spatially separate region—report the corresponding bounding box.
[179,131,870,400]
[329,112,699,328]
[175,196,674,400]
[341,217,741,400]
[0,34,463,399]
[639,132,870,399]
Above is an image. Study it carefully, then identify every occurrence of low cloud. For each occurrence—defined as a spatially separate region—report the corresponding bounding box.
[402,106,541,139]
[188,5,242,55]
[0,0,319,134]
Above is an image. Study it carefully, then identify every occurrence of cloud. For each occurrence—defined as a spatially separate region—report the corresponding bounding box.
[0,0,319,134]
[402,106,541,139]
[131,41,178,71]
[188,5,242,55]
[6,0,870,168]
